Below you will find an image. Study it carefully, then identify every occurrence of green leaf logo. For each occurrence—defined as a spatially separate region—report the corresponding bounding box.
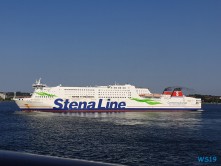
[131,98,161,105]
[36,92,56,97]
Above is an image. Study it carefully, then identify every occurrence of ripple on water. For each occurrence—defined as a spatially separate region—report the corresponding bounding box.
[0,103,221,166]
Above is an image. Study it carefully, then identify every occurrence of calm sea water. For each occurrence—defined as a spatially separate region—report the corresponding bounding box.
[0,101,220,166]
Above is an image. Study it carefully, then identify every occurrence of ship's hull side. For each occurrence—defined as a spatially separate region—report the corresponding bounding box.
[15,97,201,113]
[20,108,200,113]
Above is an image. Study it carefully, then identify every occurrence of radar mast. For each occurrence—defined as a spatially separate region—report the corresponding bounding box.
[32,78,47,89]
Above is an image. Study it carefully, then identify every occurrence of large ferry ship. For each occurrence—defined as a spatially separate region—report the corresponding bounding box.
[14,79,201,112]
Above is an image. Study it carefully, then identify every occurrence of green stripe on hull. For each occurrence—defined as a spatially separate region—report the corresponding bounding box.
[36,92,57,97]
[131,98,161,105]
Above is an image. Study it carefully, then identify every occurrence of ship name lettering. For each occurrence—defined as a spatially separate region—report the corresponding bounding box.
[53,98,126,110]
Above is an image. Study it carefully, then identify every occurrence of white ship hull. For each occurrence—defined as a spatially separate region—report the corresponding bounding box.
[15,96,201,112]
[14,79,201,112]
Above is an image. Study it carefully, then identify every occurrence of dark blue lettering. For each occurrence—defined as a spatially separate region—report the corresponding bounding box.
[106,99,110,108]
[87,102,96,109]
[69,102,78,109]
[53,99,127,110]
[79,102,87,109]
[118,102,126,109]
[64,99,70,110]
[110,102,118,109]
[53,98,63,110]
[98,99,105,109]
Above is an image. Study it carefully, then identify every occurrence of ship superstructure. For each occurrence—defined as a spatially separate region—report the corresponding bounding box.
[14,79,201,112]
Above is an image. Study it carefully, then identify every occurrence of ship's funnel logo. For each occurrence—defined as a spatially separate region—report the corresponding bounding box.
[171,88,183,97]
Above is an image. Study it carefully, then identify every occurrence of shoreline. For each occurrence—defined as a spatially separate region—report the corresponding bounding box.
[0,100,15,103]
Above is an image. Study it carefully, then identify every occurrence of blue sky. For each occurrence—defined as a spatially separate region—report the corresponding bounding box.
[0,0,221,95]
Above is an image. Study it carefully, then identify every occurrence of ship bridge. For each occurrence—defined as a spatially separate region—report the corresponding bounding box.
[32,78,47,89]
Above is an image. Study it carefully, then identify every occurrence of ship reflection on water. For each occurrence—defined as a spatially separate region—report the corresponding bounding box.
[19,110,202,127]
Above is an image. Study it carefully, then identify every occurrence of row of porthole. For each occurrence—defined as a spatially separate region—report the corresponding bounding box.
[98,97,130,98]
[35,96,53,98]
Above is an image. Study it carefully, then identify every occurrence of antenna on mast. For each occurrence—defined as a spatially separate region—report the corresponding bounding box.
[32,78,46,89]
[37,78,41,84]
